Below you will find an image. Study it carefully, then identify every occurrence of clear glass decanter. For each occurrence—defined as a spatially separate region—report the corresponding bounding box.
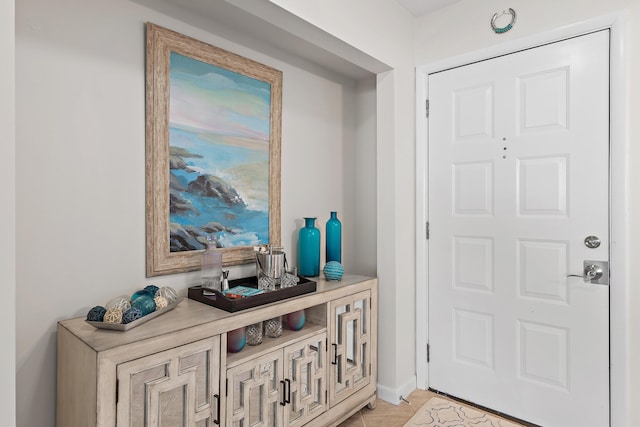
[201,234,222,292]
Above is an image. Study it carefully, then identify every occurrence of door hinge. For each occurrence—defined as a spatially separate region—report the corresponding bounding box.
[426,221,430,240]
[427,343,430,363]
[115,379,119,403]
[225,378,228,397]
[425,99,430,118]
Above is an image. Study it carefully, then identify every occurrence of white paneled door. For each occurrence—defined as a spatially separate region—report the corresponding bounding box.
[428,30,610,427]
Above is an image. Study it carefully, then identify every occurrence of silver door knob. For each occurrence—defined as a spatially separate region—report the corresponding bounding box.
[584,264,603,280]
[566,260,609,286]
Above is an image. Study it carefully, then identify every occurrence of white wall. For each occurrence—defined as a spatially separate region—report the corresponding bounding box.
[15,0,375,425]
[1,0,16,425]
[354,76,377,277]
[415,1,640,425]
[266,0,419,403]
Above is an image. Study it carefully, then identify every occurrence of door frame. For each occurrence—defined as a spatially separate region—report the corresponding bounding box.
[415,11,629,426]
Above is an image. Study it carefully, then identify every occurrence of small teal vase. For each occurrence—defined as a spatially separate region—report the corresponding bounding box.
[299,217,320,276]
[227,327,247,353]
[325,211,342,263]
[286,310,306,331]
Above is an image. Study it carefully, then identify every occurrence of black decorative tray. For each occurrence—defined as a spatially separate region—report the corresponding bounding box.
[188,276,316,313]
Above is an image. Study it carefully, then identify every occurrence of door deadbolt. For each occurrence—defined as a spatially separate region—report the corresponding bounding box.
[584,236,601,249]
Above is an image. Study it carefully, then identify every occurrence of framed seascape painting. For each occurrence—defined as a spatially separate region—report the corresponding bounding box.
[145,23,282,277]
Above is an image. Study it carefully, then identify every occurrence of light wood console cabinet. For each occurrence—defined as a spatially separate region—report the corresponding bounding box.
[57,275,377,427]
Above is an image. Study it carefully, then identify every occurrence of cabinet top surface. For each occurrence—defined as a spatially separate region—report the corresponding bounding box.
[59,274,376,353]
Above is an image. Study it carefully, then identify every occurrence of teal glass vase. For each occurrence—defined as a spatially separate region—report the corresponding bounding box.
[298,217,320,276]
[286,309,306,331]
[325,211,342,263]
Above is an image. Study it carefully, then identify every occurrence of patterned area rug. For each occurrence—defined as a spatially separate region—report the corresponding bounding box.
[403,397,523,427]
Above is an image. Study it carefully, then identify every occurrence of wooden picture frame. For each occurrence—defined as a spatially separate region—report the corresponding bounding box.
[145,23,282,277]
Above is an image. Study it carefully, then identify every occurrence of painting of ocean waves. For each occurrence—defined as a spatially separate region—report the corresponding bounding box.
[168,52,271,252]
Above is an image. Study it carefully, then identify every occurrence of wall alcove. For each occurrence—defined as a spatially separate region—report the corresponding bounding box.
[132,0,385,276]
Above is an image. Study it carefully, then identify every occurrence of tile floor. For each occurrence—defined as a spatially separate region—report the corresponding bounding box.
[337,389,436,427]
[337,389,528,427]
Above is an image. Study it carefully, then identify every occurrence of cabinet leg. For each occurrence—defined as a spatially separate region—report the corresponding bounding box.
[366,400,377,410]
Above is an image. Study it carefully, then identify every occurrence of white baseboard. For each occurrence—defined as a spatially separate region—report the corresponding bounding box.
[377,375,417,405]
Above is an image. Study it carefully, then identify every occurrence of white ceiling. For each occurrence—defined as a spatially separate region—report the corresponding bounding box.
[396,0,462,16]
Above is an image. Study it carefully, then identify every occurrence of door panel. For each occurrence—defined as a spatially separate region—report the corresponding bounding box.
[428,30,609,427]
[226,350,283,427]
[117,336,221,427]
[329,290,371,407]
[284,333,327,427]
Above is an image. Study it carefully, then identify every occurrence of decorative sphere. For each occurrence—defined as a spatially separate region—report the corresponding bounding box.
[157,286,178,305]
[86,306,107,322]
[286,309,306,331]
[144,284,159,296]
[131,295,157,316]
[103,308,123,324]
[122,307,144,324]
[154,295,169,309]
[227,327,247,353]
[106,295,131,312]
[323,261,344,281]
[131,289,154,303]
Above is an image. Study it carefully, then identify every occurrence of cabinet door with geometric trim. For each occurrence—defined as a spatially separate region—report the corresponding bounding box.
[283,332,327,427]
[328,290,371,407]
[116,336,222,427]
[226,349,284,427]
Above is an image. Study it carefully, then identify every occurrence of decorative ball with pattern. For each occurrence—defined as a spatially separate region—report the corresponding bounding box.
[103,308,123,324]
[157,286,178,305]
[144,284,159,296]
[154,295,168,309]
[106,295,131,312]
[86,306,107,322]
[122,307,144,324]
[131,289,154,303]
[323,261,344,281]
[131,295,157,316]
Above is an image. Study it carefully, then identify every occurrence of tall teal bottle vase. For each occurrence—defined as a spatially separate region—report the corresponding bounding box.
[298,217,320,276]
[325,211,342,263]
